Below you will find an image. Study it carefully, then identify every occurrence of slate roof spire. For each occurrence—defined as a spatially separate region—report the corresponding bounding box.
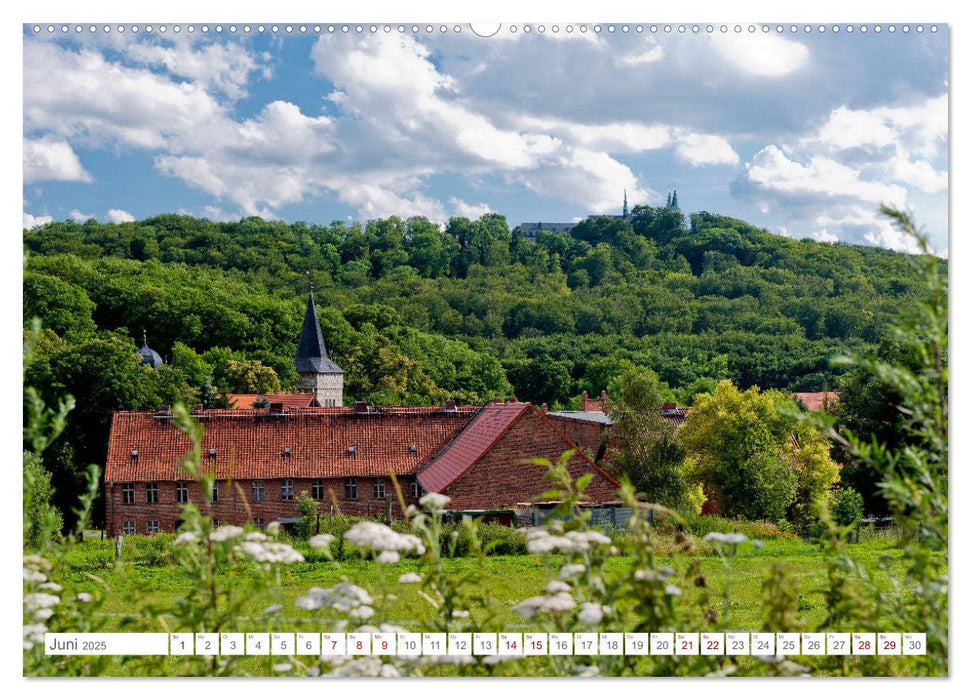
[137,330,164,368]
[295,285,343,374]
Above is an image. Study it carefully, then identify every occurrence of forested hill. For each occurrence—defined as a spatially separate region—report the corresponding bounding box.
[25,206,941,417]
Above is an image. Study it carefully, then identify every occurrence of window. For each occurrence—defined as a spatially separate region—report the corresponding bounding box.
[252,480,264,502]
[410,481,424,499]
[146,482,158,504]
[253,517,266,529]
[176,481,189,503]
[122,483,135,505]
[146,521,160,534]
[373,481,386,500]
[210,481,218,502]
[312,479,324,500]
[344,478,357,500]
[122,521,136,535]
[281,479,294,500]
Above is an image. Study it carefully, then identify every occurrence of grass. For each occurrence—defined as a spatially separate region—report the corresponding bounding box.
[38,532,938,677]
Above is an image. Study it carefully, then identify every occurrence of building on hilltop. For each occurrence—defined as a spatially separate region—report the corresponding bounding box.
[519,191,635,239]
[103,400,620,535]
[294,286,344,408]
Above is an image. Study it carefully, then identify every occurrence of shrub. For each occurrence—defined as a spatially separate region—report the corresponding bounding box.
[830,487,865,528]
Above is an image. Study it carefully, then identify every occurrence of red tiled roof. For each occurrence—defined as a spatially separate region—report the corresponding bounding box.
[417,402,530,493]
[792,392,839,412]
[226,393,319,409]
[105,406,478,482]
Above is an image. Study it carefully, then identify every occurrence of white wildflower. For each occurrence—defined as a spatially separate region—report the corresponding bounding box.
[297,582,373,614]
[22,568,46,583]
[481,655,503,665]
[75,592,93,603]
[398,572,422,584]
[245,531,268,542]
[575,665,600,677]
[559,564,586,580]
[376,551,400,564]
[665,585,682,597]
[659,566,675,577]
[23,554,51,571]
[23,624,46,645]
[577,602,604,625]
[512,591,575,618]
[209,525,244,542]
[703,532,727,543]
[419,493,451,511]
[264,604,283,615]
[174,532,198,545]
[753,539,764,549]
[39,582,62,592]
[725,533,748,545]
[634,569,657,582]
[267,521,282,535]
[33,608,55,621]
[24,592,60,611]
[451,610,470,619]
[345,522,424,554]
[240,541,304,564]
[308,533,334,549]
[546,580,571,594]
[272,663,293,673]
[351,605,374,619]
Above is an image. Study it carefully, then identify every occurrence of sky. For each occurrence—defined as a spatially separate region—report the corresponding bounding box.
[22,22,948,254]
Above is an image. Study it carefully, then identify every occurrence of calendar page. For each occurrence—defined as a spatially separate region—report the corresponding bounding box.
[20,0,949,685]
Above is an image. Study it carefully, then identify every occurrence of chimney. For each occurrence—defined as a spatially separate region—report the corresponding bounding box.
[540,403,548,414]
[662,403,677,411]
[353,401,369,413]
[269,402,284,413]
[504,396,517,404]
[581,391,589,401]
[444,399,457,412]
[600,390,607,401]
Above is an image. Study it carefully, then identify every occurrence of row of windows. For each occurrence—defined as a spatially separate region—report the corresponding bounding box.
[120,479,425,504]
[121,519,266,535]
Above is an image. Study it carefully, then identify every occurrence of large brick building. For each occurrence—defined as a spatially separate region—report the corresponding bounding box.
[104,400,620,535]
[104,292,618,535]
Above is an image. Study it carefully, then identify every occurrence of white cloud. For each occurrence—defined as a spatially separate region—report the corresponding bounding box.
[23,213,53,230]
[450,198,493,219]
[617,46,663,67]
[816,106,896,151]
[743,145,906,207]
[107,209,136,224]
[674,132,739,166]
[69,209,94,222]
[23,139,91,183]
[810,229,839,244]
[888,154,947,194]
[710,33,809,77]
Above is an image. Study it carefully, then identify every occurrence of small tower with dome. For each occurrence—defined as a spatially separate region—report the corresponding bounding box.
[137,331,164,368]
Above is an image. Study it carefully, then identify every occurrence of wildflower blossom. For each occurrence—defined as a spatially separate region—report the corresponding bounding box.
[512,591,575,618]
[559,563,586,580]
[345,522,424,554]
[267,521,282,535]
[725,533,748,545]
[24,592,59,611]
[398,572,422,584]
[245,531,268,542]
[33,608,54,621]
[272,663,293,673]
[376,551,400,564]
[525,528,611,554]
[296,582,373,613]
[659,566,675,577]
[22,624,46,650]
[546,580,571,594]
[264,604,283,615]
[451,610,470,619]
[308,533,334,549]
[75,592,93,603]
[703,532,727,543]
[22,568,46,583]
[39,582,62,592]
[351,605,374,619]
[575,665,600,677]
[209,525,244,542]
[577,602,605,625]
[419,493,451,511]
[240,541,304,564]
[665,585,682,597]
[23,554,51,571]
[174,532,198,545]
[327,658,400,677]
[753,539,764,549]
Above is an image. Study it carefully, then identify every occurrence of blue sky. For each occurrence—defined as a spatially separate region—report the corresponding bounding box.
[22,23,948,253]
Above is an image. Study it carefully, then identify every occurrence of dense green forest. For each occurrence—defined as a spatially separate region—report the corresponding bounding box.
[23,206,943,523]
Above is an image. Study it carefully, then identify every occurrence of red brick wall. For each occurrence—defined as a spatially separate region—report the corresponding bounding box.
[105,477,420,535]
[545,416,607,459]
[441,409,619,510]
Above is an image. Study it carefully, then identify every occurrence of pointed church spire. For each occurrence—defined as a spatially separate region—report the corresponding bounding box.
[295,288,342,374]
[623,189,629,218]
[671,189,680,211]
[666,191,672,208]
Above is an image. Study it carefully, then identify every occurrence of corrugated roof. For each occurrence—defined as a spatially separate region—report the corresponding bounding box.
[417,402,529,494]
[792,392,839,412]
[105,406,478,482]
[547,411,613,425]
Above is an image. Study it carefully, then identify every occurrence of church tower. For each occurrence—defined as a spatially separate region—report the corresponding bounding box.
[294,287,344,407]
